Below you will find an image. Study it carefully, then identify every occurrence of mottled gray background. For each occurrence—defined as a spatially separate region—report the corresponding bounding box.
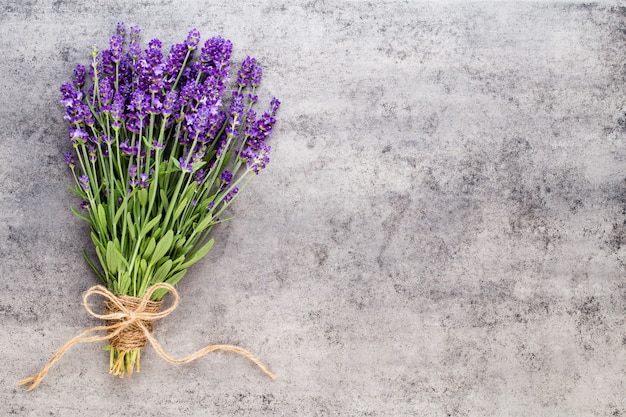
[1,1,626,416]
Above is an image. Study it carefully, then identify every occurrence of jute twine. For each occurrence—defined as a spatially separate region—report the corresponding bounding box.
[19,283,276,391]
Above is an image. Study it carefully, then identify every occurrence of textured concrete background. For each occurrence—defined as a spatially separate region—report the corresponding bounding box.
[1,1,626,416]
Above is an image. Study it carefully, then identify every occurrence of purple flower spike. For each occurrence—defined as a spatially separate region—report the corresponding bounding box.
[162,89,178,117]
[220,170,232,187]
[116,22,127,39]
[194,169,206,184]
[138,173,149,188]
[64,151,75,168]
[99,77,114,105]
[186,28,201,50]
[73,64,86,88]
[79,175,90,192]
[199,36,232,74]
[109,35,124,64]
[178,157,193,173]
[128,26,141,59]
[224,186,239,203]
[87,143,98,162]
[237,56,262,88]
[270,97,281,115]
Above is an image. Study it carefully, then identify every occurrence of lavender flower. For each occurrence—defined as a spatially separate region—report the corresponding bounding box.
[220,170,232,190]
[73,64,86,89]
[224,186,239,202]
[116,22,127,39]
[128,26,141,60]
[178,157,193,173]
[109,35,123,64]
[185,28,201,50]
[162,89,178,117]
[237,56,262,88]
[79,175,90,192]
[64,151,75,168]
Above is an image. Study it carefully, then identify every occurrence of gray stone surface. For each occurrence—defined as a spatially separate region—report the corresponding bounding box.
[1,1,626,415]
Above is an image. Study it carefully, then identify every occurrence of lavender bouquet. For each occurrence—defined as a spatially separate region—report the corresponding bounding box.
[21,23,279,390]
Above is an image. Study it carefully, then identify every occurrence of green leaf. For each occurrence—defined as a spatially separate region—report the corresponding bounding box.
[180,213,199,235]
[91,231,104,252]
[166,269,187,286]
[106,241,118,275]
[140,214,162,237]
[195,213,214,233]
[118,272,131,294]
[159,189,169,212]
[175,238,214,271]
[70,206,91,223]
[138,188,148,207]
[95,245,106,274]
[173,197,188,221]
[171,254,185,268]
[192,161,206,172]
[126,213,136,241]
[97,204,107,234]
[106,240,128,275]
[175,235,186,249]
[150,230,174,265]
[83,250,105,282]
[143,237,156,259]
[152,259,173,283]
[114,199,127,225]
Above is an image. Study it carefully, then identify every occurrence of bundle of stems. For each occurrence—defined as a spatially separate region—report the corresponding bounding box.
[60,23,279,376]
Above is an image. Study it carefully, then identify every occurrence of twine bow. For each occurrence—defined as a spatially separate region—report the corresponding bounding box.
[20,283,276,391]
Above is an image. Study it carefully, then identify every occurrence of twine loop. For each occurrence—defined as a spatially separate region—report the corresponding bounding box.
[20,283,276,391]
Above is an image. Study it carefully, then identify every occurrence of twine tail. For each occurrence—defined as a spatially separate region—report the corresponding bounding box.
[18,324,117,391]
[144,328,276,380]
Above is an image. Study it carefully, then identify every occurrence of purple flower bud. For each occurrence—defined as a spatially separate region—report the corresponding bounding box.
[270,97,281,115]
[199,36,232,76]
[69,127,89,146]
[185,28,201,50]
[179,157,193,173]
[138,173,149,188]
[220,170,232,185]
[99,77,114,105]
[224,186,239,202]
[79,175,90,192]
[109,35,123,63]
[87,143,98,162]
[194,169,206,184]
[116,22,127,39]
[73,64,86,88]
[128,164,138,178]
[162,89,178,116]
[237,56,262,88]
[80,200,90,209]
[64,151,75,168]
[128,26,141,59]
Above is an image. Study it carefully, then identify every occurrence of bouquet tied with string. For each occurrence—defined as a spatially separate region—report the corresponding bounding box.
[20,23,279,390]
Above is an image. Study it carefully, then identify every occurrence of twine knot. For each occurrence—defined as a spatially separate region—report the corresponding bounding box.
[20,283,276,391]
